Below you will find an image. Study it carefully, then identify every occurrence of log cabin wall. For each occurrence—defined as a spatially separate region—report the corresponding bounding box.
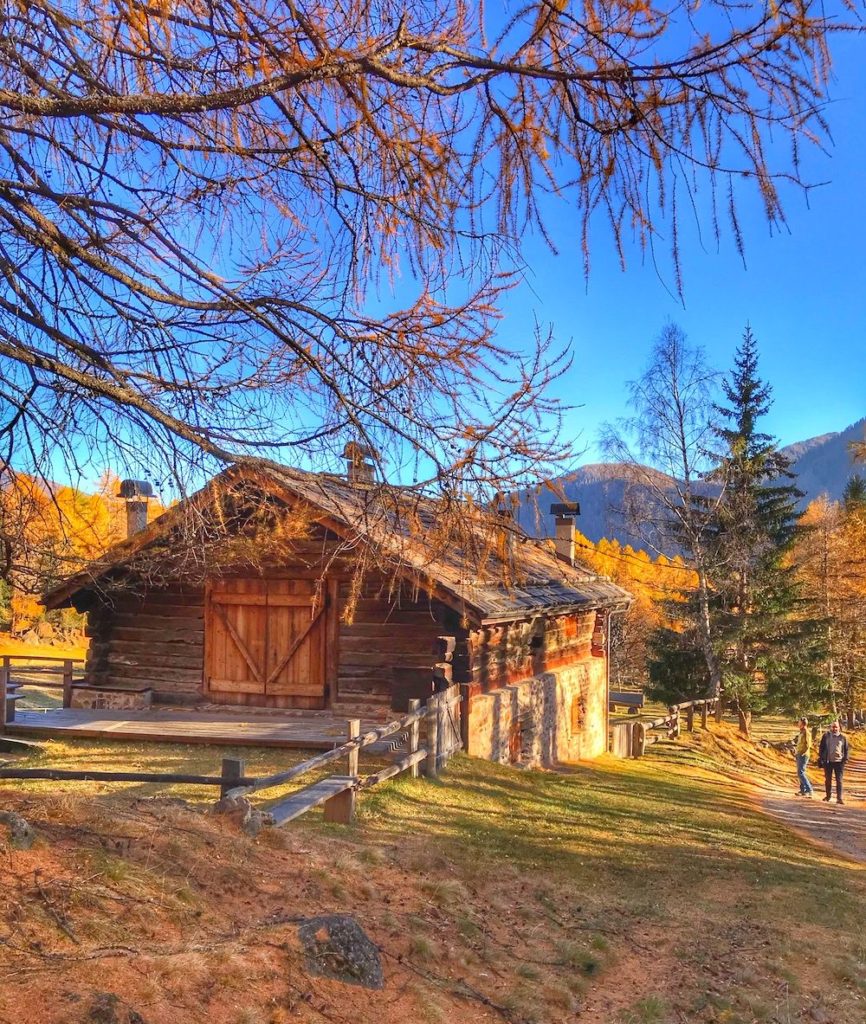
[77,547,460,712]
[335,577,455,711]
[83,584,206,704]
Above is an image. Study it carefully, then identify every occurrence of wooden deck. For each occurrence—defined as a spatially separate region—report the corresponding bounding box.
[6,707,395,750]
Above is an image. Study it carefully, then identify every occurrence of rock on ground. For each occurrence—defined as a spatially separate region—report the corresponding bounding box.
[298,914,384,989]
[0,810,36,850]
[87,991,146,1024]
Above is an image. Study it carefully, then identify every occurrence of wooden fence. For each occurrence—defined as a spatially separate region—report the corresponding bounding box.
[610,698,719,758]
[0,685,463,826]
[1,655,86,723]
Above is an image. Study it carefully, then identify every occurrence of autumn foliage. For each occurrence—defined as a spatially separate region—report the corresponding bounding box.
[0,471,160,634]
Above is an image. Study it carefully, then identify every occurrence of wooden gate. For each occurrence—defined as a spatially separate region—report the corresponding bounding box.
[205,579,329,709]
[425,685,462,772]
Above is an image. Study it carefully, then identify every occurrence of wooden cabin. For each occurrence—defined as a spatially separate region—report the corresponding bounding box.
[42,460,631,765]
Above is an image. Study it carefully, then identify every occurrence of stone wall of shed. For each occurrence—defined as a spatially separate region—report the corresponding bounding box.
[462,608,609,765]
[464,657,607,765]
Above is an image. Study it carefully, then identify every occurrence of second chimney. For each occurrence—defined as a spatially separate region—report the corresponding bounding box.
[550,501,580,565]
[118,479,154,539]
[343,441,377,486]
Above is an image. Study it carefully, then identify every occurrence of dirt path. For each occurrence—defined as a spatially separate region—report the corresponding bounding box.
[761,757,866,864]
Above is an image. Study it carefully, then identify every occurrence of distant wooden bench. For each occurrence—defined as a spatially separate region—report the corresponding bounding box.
[609,690,644,714]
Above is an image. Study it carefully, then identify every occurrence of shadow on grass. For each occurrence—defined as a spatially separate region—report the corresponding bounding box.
[346,754,864,932]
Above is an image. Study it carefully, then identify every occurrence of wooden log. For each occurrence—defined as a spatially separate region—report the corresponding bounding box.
[433,636,456,662]
[339,650,434,667]
[103,667,203,685]
[632,721,647,758]
[112,614,205,631]
[407,699,421,779]
[0,767,245,786]
[62,660,73,709]
[106,644,204,669]
[686,705,695,732]
[111,625,204,643]
[356,748,427,790]
[220,757,246,798]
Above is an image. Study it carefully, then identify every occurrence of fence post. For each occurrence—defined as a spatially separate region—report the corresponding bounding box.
[323,720,360,824]
[632,721,646,758]
[407,699,421,779]
[62,660,74,709]
[701,702,709,729]
[668,706,680,740]
[715,697,724,724]
[686,704,695,732]
[346,719,361,777]
[220,757,245,798]
[0,662,8,733]
[423,697,440,778]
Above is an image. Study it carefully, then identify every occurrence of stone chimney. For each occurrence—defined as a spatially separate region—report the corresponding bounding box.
[117,479,153,539]
[343,441,377,486]
[550,501,580,565]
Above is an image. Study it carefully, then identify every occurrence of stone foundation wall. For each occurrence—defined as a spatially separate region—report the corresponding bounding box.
[464,658,607,766]
[70,686,153,711]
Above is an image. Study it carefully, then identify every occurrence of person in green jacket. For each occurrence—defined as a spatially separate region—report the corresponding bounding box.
[795,717,814,797]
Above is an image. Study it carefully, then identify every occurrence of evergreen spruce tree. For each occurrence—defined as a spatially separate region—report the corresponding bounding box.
[711,328,826,734]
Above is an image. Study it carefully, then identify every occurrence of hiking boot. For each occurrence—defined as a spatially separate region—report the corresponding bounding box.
[822,796,832,801]
[837,799,845,805]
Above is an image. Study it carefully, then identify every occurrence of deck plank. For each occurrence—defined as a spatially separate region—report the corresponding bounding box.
[5,709,384,750]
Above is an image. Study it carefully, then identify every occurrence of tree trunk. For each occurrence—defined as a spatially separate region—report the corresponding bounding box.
[736,704,751,738]
[696,568,723,700]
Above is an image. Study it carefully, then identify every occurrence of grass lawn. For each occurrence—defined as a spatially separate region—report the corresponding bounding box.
[1,723,864,1024]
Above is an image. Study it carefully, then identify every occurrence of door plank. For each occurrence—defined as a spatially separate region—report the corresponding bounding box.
[211,602,265,686]
[266,603,325,687]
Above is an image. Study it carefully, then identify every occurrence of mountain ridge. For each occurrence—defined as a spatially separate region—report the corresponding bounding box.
[517,417,865,547]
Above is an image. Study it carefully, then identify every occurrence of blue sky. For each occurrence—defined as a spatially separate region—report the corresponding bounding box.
[494,32,865,463]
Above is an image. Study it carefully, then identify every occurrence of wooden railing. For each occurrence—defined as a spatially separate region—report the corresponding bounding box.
[221,685,462,824]
[0,685,464,826]
[610,698,719,758]
[1,654,86,713]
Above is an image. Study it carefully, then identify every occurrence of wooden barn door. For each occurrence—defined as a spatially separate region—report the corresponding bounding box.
[205,579,328,708]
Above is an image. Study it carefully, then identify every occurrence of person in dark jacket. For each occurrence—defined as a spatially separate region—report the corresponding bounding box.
[817,721,849,804]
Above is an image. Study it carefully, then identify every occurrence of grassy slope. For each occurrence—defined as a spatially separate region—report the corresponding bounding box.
[1,727,865,1024]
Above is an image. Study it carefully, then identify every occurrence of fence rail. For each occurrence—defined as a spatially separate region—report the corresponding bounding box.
[610,698,719,758]
[0,684,463,826]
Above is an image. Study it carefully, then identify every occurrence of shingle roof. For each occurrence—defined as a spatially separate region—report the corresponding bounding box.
[43,462,632,623]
